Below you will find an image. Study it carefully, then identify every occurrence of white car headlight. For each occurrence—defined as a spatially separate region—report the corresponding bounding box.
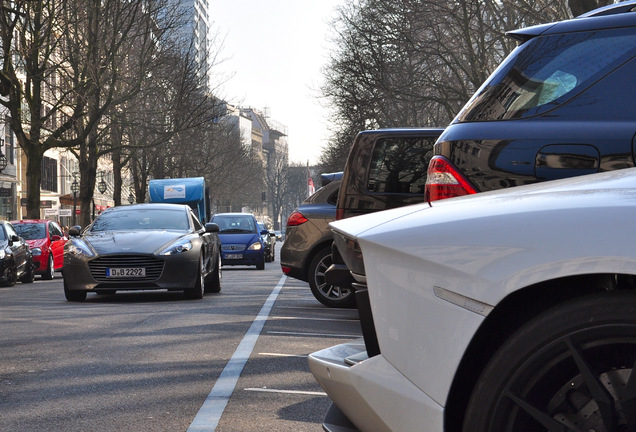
[159,239,193,255]
[0,249,5,260]
[31,247,42,256]
[66,241,95,257]
[248,242,262,251]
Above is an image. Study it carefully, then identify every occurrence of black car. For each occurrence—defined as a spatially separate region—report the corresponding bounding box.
[281,179,346,307]
[62,203,222,301]
[257,222,276,262]
[426,1,636,201]
[0,221,34,286]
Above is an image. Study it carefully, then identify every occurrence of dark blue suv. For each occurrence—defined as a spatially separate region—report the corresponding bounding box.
[426,1,636,201]
[211,213,266,270]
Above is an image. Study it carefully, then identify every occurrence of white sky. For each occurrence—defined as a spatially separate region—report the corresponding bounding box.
[208,0,344,165]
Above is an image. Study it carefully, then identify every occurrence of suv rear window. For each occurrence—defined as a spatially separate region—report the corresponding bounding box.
[367,137,434,194]
[457,27,636,121]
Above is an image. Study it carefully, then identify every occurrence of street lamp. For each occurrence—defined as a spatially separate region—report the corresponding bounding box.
[98,178,107,194]
[71,179,79,226]
[128,192,134,204]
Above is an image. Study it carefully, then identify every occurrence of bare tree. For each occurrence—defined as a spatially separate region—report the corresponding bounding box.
[0,0,183,222]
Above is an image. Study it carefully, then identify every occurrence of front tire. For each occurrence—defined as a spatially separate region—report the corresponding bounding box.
[20,260,34,284]
[184,255,205,300]
[1,261,17,287]
[256,255,265,270]
[204,252,222,293]
[463,291,636,432]
[308,248,355,308]
[42,254,54,280]
[64,279,87,302]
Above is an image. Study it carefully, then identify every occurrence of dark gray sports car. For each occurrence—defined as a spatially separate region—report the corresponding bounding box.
[62,203,221,301]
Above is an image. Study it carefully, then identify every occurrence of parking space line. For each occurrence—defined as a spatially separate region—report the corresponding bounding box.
[244,387,327,396]
[275,306,356,311]
[257,352,308,358]
[187,275,286,432]
[267,330,361,338]
[270,316,360,322]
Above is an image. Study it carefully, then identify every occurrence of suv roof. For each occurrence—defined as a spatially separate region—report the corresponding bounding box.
[509,2,636,42]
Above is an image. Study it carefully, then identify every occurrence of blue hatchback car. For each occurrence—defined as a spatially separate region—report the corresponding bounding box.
[211,213,266,270]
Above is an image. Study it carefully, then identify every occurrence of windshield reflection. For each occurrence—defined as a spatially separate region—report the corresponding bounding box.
[90,209,189,232]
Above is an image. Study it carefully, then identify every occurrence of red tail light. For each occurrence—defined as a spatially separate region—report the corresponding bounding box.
[286,211,308,227]
[425,155,478,202]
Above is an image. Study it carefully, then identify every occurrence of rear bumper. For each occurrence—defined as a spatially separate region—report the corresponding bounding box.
[309,340,444,432]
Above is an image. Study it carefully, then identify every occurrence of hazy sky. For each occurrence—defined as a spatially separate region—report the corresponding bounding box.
[209,0,344,165]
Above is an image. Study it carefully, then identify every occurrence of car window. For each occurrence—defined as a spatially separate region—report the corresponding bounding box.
[327,188,339,205]
[367,137,435,194]
[13,223,46,240]
[190,211,203,231]
[457,27,636,121]
[90,208,190,232]
[5,223,18,239]
[49,222,63,237]
[213,215,257,233]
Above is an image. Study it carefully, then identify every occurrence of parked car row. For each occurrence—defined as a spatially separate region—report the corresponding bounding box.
[302,3,636,432]
[0,218,68,288]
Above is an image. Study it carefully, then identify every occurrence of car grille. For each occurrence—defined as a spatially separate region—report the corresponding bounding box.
[89,255,164,282]
[221,244,247,252]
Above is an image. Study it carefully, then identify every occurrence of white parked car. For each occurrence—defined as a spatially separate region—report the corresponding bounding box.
[308,168,636,432]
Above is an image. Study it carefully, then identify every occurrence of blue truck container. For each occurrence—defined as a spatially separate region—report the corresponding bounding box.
[148,177,211,223]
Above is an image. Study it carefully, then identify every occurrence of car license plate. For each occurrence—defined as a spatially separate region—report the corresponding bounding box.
[225,254,243,259]
[106,267,146,277]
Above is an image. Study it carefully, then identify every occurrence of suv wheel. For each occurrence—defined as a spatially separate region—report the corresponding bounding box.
[308,247,355,308]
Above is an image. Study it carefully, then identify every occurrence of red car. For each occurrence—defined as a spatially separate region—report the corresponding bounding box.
[11,219,67,280]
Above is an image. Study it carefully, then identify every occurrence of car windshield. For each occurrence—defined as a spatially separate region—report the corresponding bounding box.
[90,208,190,232]
[13,223,46,240]
[213,215,256,234]
[456,27,636,121]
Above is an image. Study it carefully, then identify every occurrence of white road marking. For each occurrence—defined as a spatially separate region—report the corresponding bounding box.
[187,275,286,432]
[244,387,327,396]
[267,330,361,338]
[270,315,359,322]
[257,352,308,358]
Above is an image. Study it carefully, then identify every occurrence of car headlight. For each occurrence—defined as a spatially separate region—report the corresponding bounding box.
[31,247,42,256]
[66,241,95,257]
[159,238,193,255]
[248,242,262,251]
[0,249,5,260]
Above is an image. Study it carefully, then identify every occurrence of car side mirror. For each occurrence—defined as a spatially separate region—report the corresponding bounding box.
[68,226,82,237]
[205,222,219,233]
[260,229,268,235]
[10,234,20,244]
[51,235,62,242]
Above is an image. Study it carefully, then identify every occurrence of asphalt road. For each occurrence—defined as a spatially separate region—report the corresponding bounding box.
[0,243,361,431]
